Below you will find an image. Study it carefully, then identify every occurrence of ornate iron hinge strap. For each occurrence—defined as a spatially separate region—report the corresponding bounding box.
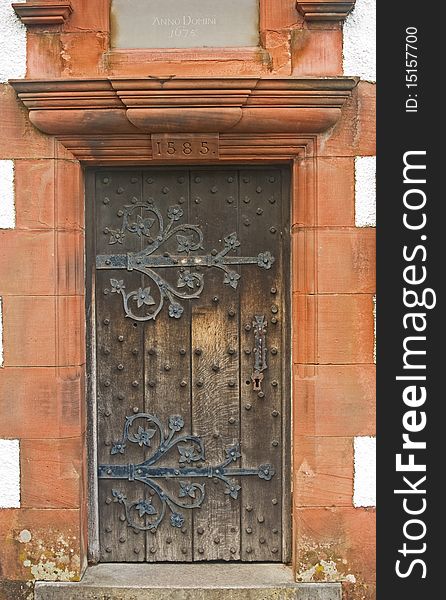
[96,201,275,321]
[98,413,275,531]
[251,315,268,392]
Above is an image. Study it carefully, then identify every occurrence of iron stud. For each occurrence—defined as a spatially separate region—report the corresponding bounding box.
[133,407,139,413]
[197,527,204,535]
[256,186,262,193]
[270,227,277,234]
[214,537,220,544]
[117,187,124,194]
[269,196,276,204]
[103,348,110,356]
[228,417,236,424]
[272,380,278,387]
[228,348,235,355]
[148,348,156,356]
[102,177,110,184]
[272,410,279,417]
[117,364,124,371]
[245,324,251,331]
[245,404,252,410]
[179,348,186,355]
[246,528,252,534]
[178,176,185,183]
[271,347,278,355]
[246,547,253,554]
[272,528,279,534]
[260,537,266,544]
[118,335,124,342]
[272,498,278,505]
[103,318,110,325]
[181,548,187,555]
[228,309,235,317]
[198,547,204,554]
[196,379,204,387]
[105,497,112,504]
[148,380,156,388]
[195,197,201,204]
[228,176,234,183]
[230,547,237,554]
[213,433,219,439]
[271,305,279,314]
[105,526,112,533]
[257,208,263,215]
[150,547,157,554]
[119,536,126,543]
[134,547,141,554]
[104,380,111,387]
[194,348,202,356]
[244,218,250,226]
[258,392,265,398]
[272,547,279,554]
[166,537,172,544]
[245,348,252,355]
[105,410,111,417]
[212,296,219,303]
[164,363,171,371]
[212,364,220,372]
[162,186,169,194]
[258,516,265,523]
[105,547,112,553]
[180,380,187,387]
[271,317,278,324]
[228,380,235,388]
[181,527,187,534]
[271,287,277,294]
[132,349,139,355]
[272,440,279,447]
[227,196,234,204]
[195,177,201,183]
[246,505,253,512]
[211,249,218,256]
[132,381,139,387]
[211,186,218,193]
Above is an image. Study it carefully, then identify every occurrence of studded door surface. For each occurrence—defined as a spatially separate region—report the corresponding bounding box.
[92,167,290,562]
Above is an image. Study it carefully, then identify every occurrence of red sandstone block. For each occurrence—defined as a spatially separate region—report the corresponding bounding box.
[294,507,376,584]
[292,29,343,76]
[0,85,54,160]
[292,228,316,294]
[261,0,304,30]
[57,295,86,367]
[26,33,63,78]
[294,364,376,437]
[0,367,84,439]
[20,437,83,509]
[14,160,55,229]
[319,82,376,157]
[316,157,355,227]
[56,230,85,295]
[293,294,375,364]
[66,0,109,33]
[317,229,376,294]
[59,32,108,77]
[0,508,81,581]
[2,296,56,366]
[0,230,55,295]
[55,160,84,230]
[294,436,354,507]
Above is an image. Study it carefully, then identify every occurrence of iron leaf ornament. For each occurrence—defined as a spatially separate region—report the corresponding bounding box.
[99,413,275,532]
[96,201,275,321]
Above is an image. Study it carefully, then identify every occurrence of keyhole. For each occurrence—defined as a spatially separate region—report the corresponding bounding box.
[253,377,261,391]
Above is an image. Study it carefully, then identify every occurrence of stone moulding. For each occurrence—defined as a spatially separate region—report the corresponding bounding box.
[296,1,356,21]
[12,1,73,26]
[11,77,357,161]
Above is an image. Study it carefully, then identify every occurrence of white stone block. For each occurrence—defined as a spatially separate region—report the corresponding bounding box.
[343,0,376,82]
[0,439,21,508]
[0,160,16,229]
[354,436,376,508]
[0,0,27,83]
[355,156,376,227]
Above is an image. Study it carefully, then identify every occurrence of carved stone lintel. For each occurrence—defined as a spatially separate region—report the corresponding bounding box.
[12,1,73,26]
[10,76,357,161]
[296,1,356,22]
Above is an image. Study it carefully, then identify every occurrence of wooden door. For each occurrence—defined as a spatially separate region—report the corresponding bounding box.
[90,167,290,562]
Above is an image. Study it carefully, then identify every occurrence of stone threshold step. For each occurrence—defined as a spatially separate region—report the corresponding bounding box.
[35,564,341,600]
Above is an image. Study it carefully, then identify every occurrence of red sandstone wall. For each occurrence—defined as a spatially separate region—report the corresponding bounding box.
[0,1,376,599]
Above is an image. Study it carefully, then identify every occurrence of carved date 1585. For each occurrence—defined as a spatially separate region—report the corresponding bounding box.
[152,134,219,160]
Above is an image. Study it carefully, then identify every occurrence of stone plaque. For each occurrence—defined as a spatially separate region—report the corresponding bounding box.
[151,134,219,160]
[111,0,259,49]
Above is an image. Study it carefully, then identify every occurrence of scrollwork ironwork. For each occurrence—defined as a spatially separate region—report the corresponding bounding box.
[96,201,275,321]
[99,413,275,531]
